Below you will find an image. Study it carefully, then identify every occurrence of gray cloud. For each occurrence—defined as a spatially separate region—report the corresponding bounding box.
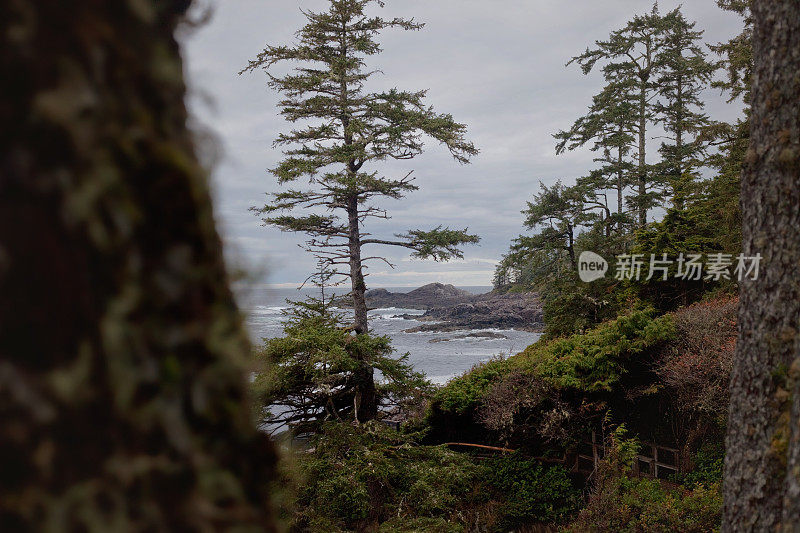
[183,0,744,288]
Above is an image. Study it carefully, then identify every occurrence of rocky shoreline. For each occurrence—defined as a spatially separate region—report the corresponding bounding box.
[336,283,544,332]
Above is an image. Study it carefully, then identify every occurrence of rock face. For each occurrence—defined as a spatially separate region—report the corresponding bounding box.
[334,283,544,331]
[362,283,474,309]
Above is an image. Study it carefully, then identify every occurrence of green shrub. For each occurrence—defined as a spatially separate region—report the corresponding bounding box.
[432,357,513,415]
[293,422,586,532]
[293,422,483,531]
[523,309,676,392]
[487,453,581,529]
[431,310,676,442]
[377,517,462,533]
[682,442,725,487]
[566,477,722,533]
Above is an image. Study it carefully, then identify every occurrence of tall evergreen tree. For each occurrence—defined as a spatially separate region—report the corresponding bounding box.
[241,0,478,421]
[699,0,751,253]
[555,81,638,230]
[709,0,753,105]
[654,10,715,208]
[567,5,670,226]
[517,182,591,272]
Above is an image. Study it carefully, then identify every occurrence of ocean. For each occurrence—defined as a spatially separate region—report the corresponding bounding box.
[240,286,541,384]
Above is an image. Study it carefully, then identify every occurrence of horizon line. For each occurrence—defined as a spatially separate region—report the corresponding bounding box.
[234,282,494,290]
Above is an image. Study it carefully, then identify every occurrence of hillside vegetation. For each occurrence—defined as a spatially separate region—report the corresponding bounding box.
[280,296,736,531]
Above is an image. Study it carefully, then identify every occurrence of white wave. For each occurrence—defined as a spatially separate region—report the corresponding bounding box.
[249,307,288,316]
[375,307,425,314]
[428,374,456,385]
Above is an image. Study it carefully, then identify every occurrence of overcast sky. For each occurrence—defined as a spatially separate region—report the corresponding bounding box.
[182,0,744,289]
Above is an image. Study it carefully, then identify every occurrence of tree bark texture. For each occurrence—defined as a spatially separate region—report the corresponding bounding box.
[723,2,800,531]
[0,1,278,530]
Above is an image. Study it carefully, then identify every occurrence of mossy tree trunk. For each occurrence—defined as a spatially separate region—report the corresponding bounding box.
[0,1,277,530]
[723,1,800,530]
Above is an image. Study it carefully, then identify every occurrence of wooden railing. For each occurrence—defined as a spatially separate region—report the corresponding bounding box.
[573,431,681,480]
[444,443,569,465]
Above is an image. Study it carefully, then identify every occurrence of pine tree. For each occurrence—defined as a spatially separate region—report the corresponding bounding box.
[555,81,638,231]
[709,0,753,105]
[698,0,751,253]
[254,298,429,435]
[654,9,715,208]
[241,0,478,421]
[517,182,591,272]
[567,5,670,227]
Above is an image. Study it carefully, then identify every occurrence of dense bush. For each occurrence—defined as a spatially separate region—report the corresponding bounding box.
[430,309,676,446]
[290,422,582,532]
[567,476,722,532]
[524,309,676,392]
[681,442,725,488]
[655,296,737,424]
[487,453,582,529]
[539,273,636,338]
[254,300,430,433]
[432,357,514,417]
[285,300,734,531]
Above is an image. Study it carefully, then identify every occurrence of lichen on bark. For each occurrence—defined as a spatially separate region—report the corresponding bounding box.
[722,1,800,531]
[0,1,278,530]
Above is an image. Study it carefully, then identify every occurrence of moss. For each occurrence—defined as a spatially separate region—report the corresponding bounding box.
[770,386,792,471]
[0,1,279,530]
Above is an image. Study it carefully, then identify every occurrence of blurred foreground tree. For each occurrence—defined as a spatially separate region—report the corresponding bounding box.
[0,1,278,530]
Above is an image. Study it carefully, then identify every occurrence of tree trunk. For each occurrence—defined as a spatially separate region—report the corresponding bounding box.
[638,82,648,227]
[346,196,377,421]
[0,1,277,530]
[723,2,800,530]
[567,224,576,270]
[617,134,625,233]
[340,22,376,421]
[675,74,684,210]
[347,197,369,335]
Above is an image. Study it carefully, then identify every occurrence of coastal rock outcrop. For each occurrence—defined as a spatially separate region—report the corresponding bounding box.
[361,283,474,309]
[422,291,543,331]
[334,283,544,331]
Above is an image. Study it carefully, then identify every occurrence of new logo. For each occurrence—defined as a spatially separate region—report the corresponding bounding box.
[578,251,608,282]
